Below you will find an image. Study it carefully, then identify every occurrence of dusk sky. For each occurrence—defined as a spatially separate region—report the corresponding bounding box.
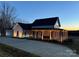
[1,1,79,30]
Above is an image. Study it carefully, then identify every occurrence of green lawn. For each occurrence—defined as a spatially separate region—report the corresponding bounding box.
[0,43,39,57]
[23,36,79,55]
[63,36,79,55]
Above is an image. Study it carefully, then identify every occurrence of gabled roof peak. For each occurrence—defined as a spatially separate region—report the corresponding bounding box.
[18,22,32,30]
[36,17,59,20]
[32,17,60,26]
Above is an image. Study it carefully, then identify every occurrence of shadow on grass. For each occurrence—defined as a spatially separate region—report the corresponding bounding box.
[0,43,40,57]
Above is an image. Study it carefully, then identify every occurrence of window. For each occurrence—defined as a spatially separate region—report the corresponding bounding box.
[51,31,54,38]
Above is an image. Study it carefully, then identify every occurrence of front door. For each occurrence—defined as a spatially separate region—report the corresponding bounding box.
[17,31,19,37]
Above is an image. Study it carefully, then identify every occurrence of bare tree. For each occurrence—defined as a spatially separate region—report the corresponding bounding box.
[0,2,16,36]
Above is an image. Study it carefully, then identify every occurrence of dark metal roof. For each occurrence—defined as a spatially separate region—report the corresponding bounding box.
[32,28,63,30]
[32,17,61,27]
[17,17,61,30]
[18,23,32,30]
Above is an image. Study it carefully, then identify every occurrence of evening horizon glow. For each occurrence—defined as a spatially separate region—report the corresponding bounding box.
[1,1,79,30]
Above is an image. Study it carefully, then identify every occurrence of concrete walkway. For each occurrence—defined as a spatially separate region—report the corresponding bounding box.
[0,37,78,57]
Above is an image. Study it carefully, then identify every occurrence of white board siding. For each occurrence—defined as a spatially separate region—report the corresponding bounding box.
[13,24,23,38]
[54,20,60,28]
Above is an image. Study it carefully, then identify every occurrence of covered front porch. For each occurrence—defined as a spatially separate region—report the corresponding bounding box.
[30,29,68,43]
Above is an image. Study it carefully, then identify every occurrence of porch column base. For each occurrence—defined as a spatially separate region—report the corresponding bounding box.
[42,31,43,40]
[50,30,52,40]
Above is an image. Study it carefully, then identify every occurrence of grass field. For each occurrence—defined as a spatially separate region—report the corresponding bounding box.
[63,36,79,55]
[24,36,79,55]
[0,43,39,57]
[0,36,79,57]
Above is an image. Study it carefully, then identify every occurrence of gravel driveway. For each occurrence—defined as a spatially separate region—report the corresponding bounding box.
[0,37,78,57]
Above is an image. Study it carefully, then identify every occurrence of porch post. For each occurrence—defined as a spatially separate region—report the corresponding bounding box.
[42,31,43,40]
[50,30,52,40]
[35,31,36,39]
[60,30,62,43]
[61,37,62,43]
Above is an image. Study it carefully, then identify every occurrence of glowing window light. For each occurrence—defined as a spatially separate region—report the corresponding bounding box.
[13,31,17,37]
